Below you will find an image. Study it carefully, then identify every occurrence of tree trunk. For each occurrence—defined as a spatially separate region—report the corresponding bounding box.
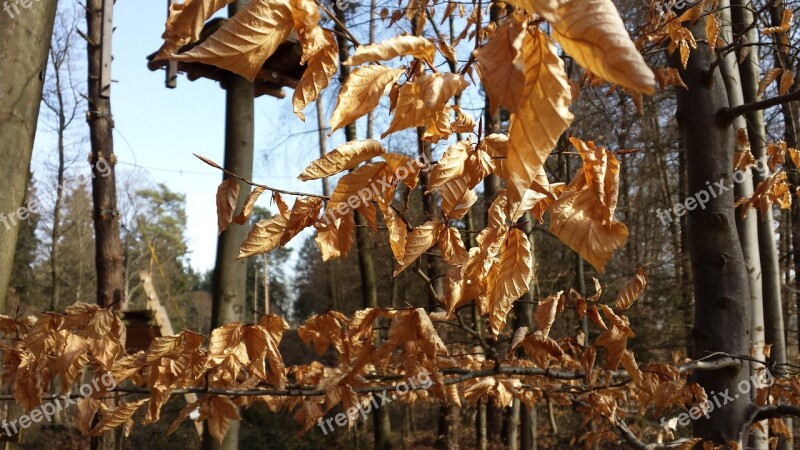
[670,10,751,445]
[731,0,790,445]
[49,54,67,313]
[0,0,57,312]
[334,9,392,449]
[203,2,254,449]
[87,1,123,448]
[718,2,767,447]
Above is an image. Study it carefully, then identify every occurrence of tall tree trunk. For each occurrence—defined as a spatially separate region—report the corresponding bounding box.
[334,8,392,449]
[49,51,67,312]
[671,10,751,445]
[315,98,340,310]
[515,216,536,450]
[87,1,122,449]
[204,2,254,449]
[0,0,58,311]
[732,0,790,445]
[718,2,767,448]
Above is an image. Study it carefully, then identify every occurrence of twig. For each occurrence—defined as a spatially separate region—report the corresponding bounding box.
[194,153,329,199]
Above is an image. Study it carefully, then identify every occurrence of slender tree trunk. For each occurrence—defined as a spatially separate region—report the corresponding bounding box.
[0,0,57,311]
[334,8,392,448]
[731,0,790,445]
[203,2,253,449]
[87,1,122,448]
[315,98,340,310]
[717,3,767,448]
[670,10,751,445]
[50,54,67,312]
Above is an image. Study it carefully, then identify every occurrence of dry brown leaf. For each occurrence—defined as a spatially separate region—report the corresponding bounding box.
[515,0,655,93]
[89,399,149,436]
[438,226,470,266]
[344,35,436,65]
[299,139,385,181]
[314,211,355,261]
[417,73,469,110]
[474,11,528,114]
[216,178,240,234]
[549,138,628,272]
[238,211,289,259]
[293,30,338,120]
[203,396,242,443]
[76,397,103,435]
[654,67,687,90]
[325,163,393,220]
[382,81,427,138]
[329,66,405,135]
[621,350,642,386]
[763,9,793,35]
[394,221,444,275]
[487,228,533,334]
[758,67,782,95]
[506,29,573,207]
[705,14,720,51]
[534,292,561,338]
[289,0,326,63]
[780,69,795,95]
[156,0,234,59]
[383,206,408,263]
[439,176,478,220]
[437,38,458,64]
[233,186,267,225]
[429,140,471,190]
[281,197,323,245]
[173,0,294,81]
[614,268,647,311]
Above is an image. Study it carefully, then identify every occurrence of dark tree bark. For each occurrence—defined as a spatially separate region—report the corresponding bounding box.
[670,12,751,445]
[334,8,392,449]
[203,3,254,449]
[0,0,58,311]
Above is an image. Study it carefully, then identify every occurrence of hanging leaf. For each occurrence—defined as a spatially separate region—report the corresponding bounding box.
[344,35,436,65]
[156,0,235,59]
[237,211,290,259]
[299,139,385,181]
[394,221,444,275]
[486,228,533,334]
[233,186,267,225]
[513,0,655,93]
[172,0,295,81]
[474,11,528,114]
[329,66,405,135]
[216,178,240,234]
[289,0,326,63]
[293,30,339,121]
[549,138,628,272]
[506,29,573,207]
[428,140,471,190]
[614,268,647,311]
[89,399,149,436]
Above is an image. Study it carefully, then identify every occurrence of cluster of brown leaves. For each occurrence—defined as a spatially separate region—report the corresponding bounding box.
[734,137,800,217]
[0,268,665,445]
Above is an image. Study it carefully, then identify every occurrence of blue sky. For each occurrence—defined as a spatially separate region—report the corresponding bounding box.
[30,0,485,273]
[33,1,339,272]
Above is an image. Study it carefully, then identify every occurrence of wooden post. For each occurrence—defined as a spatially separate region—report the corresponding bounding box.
[204,1,253,449]
[166,0,178,88]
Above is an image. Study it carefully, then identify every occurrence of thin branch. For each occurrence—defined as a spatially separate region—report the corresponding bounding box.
[720,89,800,123]
[194,153,329,199]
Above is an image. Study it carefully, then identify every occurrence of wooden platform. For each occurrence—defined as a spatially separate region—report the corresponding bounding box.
[146,18,306,98]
